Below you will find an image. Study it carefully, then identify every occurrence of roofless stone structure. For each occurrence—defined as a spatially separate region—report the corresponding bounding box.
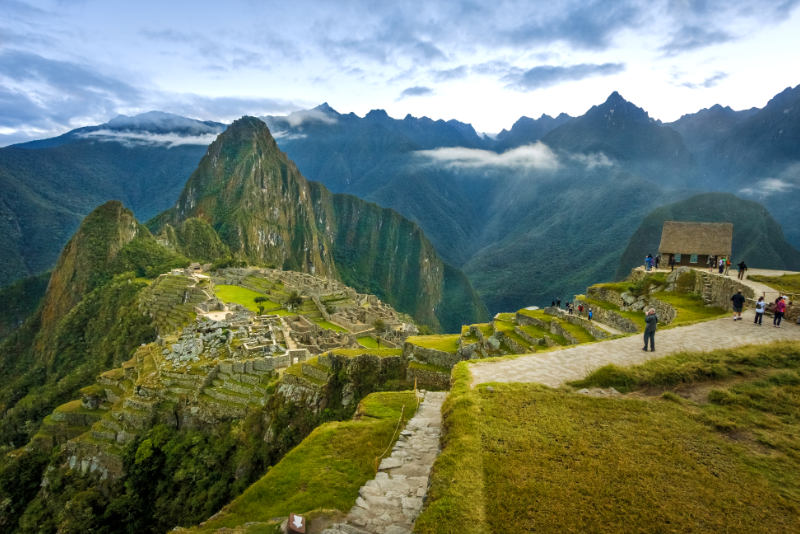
[658,221,733,267]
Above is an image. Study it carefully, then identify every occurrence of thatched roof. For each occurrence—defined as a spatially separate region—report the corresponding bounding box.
[658,221,733,256]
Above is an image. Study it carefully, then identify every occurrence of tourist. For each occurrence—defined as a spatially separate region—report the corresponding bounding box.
[731,290,745,320]
[578,304,584,316]
[737,260,747,280]
[568,303,574,315]
[707,255,714,272]
[556,298,561,308]
[774,296,786,327]
[587,308,593,321]
[669,255,676,272]
[724,257,731,275]
[754,296,765,325]
[718,257,725,274]
[655,254,661,269]
[643,308,657,352]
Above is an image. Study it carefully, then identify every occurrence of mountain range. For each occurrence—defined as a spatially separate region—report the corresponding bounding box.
[1,85,799,314]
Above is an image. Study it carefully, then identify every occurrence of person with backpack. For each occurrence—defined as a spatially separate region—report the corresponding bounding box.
[774,296,786,327]
[754,296,765,325]
[643,308,657,351]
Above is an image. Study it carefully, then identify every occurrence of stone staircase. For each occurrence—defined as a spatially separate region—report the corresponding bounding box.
[323,391,446,534]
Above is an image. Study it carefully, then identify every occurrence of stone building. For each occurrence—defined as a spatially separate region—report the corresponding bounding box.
[658,221,733,268]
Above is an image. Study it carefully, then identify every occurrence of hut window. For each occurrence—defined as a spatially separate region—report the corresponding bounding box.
[674,253,682,262]
[690,254,698,263]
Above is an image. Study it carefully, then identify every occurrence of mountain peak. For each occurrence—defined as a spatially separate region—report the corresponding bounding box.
[365,109,390,120]
[314,102,339,115]
[592,91,651,123]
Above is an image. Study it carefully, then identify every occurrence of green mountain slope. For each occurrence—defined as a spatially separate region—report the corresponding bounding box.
[616,192,800,277]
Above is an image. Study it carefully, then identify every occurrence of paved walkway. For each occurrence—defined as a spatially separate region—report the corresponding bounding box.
[323,391,446,534]
[470,310,800,387]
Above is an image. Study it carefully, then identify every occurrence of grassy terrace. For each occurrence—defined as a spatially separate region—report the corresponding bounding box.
[314,319,348,332]
[406,334,461,353]
[579,295,646,330]
[214,284,279,312]
[653,292,728,326]
[193,391,418,532]
[492,316,533,350]
[416,342,800,533]
[327,347,402,358]
[749,272,800,294]
[357,336,379,348]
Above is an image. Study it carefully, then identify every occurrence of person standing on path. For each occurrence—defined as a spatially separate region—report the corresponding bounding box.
[754,296,766,325]
[718,257,725,274]
[588,308,593,321]
[643,308,657,351]
[669,255,676,272]
[724,257,731,275]
[731,290,746,320]
[737,261,748,280]
[774,296,786,327]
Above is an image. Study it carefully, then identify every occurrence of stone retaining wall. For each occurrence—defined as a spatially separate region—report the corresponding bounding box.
[407,366,450,390]
[574,299,639,333]
[403,343,462,368]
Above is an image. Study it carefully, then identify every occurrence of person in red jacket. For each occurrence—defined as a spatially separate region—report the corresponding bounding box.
[774,296,786,327]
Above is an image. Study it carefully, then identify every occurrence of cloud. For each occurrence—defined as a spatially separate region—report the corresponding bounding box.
[660,25,733,55]
[679,71,729,89]
[283,108,338,127]
[430,65,468,81]
[739,178,798,198]
[76,129,220,148]
[399,86,434,99]
[0,50,302,146]
[569,152,614,169]
[504,63,625,91]
[415,143,560,171]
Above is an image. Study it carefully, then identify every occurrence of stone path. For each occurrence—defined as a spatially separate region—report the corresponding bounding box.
[323,391,446,534]
[471,310,800,387]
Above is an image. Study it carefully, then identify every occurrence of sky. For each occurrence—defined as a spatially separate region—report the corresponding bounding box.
[1,0,799,146]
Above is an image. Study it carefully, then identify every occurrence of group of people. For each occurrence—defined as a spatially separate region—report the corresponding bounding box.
[749,294,789,327]
[705,256,749,279]
[733,290,791,327]
[553,299,593,320]
[644,254,661,271]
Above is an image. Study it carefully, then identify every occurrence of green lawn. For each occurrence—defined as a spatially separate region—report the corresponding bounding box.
[314,319,348,332]
[214,284,280,313]
[581,296,646,330]
[357,336,380,348]
[417,342,800,533]
[558,320,596,343]
[653,292,728,326]
[406,334,461,353]
[193,391,418,532]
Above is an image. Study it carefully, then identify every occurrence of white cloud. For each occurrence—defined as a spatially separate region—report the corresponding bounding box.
[270,130,308,140]
[569,152,614,169]
[415,142,560,171]
[284,108,337,127]
[739,177,798,197]
[77,129,219,148]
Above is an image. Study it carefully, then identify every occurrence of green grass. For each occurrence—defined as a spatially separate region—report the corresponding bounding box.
[314,319,348,332]
[214,284,280,313]
[357,336,380,348]
[327,347,402,358]
[417,342,800,533]
[408,361,451,374]
[516,308,552,323]
[653,292,728,326]
[749,272,800,294]
[192,391,418,532]
[557,321,596,343]
[406,334,461,353]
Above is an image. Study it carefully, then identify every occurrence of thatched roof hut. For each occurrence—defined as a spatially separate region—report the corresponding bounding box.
[658,221,733,256]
